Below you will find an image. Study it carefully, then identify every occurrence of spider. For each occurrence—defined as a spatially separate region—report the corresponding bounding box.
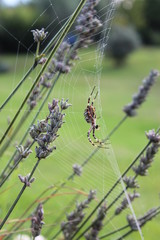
[84,86,105,147]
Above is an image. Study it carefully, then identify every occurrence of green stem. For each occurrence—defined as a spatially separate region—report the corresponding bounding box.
[0,64,36,112]
[0,110,30,158]
[35,41,40,60]
[0,141,35,188]
[0,0,86,147]
[0,159,40,230]
[8,186,54,235]
[114,229,133,240]
[99,224,129,239]
[0,16,71,113]
[0,73,60,184]
[71,139,153,239]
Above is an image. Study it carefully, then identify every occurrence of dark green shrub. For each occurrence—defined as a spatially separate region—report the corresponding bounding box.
[106,25,141,65]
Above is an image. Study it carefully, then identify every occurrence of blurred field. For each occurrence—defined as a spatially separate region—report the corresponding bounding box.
[0,46,160,239]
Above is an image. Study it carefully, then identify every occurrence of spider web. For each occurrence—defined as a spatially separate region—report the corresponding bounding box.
[0,0,157,239]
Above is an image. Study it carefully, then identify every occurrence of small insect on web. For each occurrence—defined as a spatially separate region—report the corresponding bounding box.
[84,86,106,148]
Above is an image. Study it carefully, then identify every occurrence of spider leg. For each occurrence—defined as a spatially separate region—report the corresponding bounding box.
[93,127,108,148]
[91,91,98,106]
[88,86,96,105]
[93,127,99,142]
[87,126,95,146]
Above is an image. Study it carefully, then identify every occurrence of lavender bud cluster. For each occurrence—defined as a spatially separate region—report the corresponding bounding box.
[31,203,44,238]
[123,176,139,189]
[51,41,71,74]
[133,130,160,176]
[28,1,102,110]
[73,164,83,176]
[123,70,159,117]
[18,173,35,187]
[13,139,32,166]
[76,0,102,48]
[127,208,157,231]
[30,98,71,160]
[85,202,107,240]
[61,190,96,239]
[27,83,41,110]
[31,28,48,43]
[115,192,140,215]
[16,145,32,159]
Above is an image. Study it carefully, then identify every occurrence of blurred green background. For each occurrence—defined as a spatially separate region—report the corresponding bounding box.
[0,0,160,239]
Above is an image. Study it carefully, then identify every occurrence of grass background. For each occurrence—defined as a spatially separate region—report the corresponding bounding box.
[0,46,160,239]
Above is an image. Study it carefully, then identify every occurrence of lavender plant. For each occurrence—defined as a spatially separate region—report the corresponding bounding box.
[0,98,71,230]
[0,1,160,239]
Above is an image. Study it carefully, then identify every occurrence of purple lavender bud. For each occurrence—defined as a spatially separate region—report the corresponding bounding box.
[133,130,160,176]
[31,28,48,42]
[115,192,140,215]
[60,98,72,110]
[61,190,96,239]
[38,57,47,65]
[73,164,82,176]
[16,145,32,159]
[18,174,35,187]
[146,129,160,143]
[85,202,107,239]
[31,203,44,238]
[123,176,139,189]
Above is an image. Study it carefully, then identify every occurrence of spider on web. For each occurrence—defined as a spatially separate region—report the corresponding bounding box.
[84,86,106,148]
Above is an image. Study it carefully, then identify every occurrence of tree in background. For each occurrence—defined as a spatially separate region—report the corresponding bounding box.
[106,25,141,66]
[115,0,160,45]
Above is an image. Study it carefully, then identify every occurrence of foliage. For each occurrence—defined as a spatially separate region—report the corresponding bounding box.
[0,5,49,53]
[115,0,160,45]
[106,25,141,65]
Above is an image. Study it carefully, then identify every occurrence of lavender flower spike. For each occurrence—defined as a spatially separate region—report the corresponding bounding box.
[115,192,140,215]
[123,70,159,117]
[127,207,157,231]
[61,190,96,239]
[85,202,107,240]
[133,129,160,176]
[31,203,45,238]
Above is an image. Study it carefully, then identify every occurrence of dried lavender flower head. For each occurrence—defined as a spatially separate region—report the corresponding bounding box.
[31,28,48,42]
[123,70,159,117]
